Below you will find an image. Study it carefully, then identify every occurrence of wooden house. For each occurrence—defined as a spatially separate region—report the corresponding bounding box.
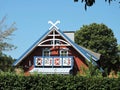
[13,21,103,75]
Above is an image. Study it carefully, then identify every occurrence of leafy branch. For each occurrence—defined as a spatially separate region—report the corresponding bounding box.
[0,16,17,52]
[74,0,120,10]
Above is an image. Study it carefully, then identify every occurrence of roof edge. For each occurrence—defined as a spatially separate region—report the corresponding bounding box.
[13,29,51,66]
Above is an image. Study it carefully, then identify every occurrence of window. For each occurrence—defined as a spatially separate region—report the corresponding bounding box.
[43,49,50,57]
[51,40,53,45]
[51,40,60,45]
[55,40,60,45]
[29,60,32,66]
[60,50,68,56]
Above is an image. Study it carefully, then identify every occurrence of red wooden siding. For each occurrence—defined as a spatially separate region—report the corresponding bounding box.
[18,45,88,75]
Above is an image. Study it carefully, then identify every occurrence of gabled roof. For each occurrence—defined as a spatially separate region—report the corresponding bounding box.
[80,46,101,60]
[58,30,100,61]
[13,29,52,66]
[13,27,101,66]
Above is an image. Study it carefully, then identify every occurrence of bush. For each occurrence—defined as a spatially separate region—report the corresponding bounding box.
[0,73,120,90]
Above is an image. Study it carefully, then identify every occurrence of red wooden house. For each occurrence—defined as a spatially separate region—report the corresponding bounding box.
[13,21,103,75]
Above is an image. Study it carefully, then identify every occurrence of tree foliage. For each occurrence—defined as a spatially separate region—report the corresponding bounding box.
[0,52,15,72]
[75,23,119,73]
[74,0,120,10]
[0,16,16,72]
[118,44,120,52]
[0,74,120,89]
[118,44,120,61]
[0,16,17,53]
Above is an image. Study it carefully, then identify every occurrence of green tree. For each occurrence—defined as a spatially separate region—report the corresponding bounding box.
[75,23,119,73]
[74,0,120,10]
[118,44,120,52]
[0,52,15,72]
[118,44,120,62]
[0,16,16,72]
[0,16,17,53]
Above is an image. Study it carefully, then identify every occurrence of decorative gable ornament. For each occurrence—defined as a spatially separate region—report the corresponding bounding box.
[48,20,60,30]
[13,21,104,75]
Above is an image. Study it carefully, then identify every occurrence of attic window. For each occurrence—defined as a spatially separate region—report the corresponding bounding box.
[60,49,68,57]
[55,40,60,45]
[51,40,60,45]
[43,48,50,57]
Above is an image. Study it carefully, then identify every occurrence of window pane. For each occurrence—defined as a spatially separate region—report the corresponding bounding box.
[43,49,50,56]
[60,50,68,56]
[55,40,60,45]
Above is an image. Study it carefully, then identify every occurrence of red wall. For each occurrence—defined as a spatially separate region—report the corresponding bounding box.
[18,46,88,75]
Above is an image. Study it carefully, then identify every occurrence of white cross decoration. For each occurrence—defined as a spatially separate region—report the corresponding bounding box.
[48,20,60,30]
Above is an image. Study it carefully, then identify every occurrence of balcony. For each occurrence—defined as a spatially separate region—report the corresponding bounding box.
[34,56,73,67]
[30,56,74,74]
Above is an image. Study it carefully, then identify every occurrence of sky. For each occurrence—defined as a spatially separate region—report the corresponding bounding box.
[0,0,120,59]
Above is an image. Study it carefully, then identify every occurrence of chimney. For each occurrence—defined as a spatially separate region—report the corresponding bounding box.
[63,31,75,42]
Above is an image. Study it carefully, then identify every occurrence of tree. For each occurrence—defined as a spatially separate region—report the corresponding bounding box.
[0,16,17,53]
[0,16,16,72]
[118,44,120,52]
[0,52,15,72]
[75,23,119,73]
[74,0,120,10]
[118,44,120,61]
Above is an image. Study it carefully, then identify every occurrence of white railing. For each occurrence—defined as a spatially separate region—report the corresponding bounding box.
[34,56,73,68]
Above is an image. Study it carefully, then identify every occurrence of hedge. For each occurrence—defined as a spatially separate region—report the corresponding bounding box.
[0,73,120,90]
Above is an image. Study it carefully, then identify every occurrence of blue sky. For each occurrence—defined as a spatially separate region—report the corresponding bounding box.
[0,0,120,59]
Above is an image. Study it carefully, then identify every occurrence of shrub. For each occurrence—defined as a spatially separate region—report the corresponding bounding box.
[0,73,120,90]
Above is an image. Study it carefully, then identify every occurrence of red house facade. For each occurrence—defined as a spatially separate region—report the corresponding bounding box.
[13,21,103,75]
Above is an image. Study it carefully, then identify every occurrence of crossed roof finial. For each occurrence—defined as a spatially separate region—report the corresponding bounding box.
[48,20,60,30]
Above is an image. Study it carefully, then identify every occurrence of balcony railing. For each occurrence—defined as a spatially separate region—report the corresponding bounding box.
[34,56,73,68]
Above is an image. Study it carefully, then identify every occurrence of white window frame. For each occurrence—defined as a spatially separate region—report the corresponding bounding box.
[60,49,68,57]
[51,40,60,45]
[55,40,60,45]
[43,48,50,57]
